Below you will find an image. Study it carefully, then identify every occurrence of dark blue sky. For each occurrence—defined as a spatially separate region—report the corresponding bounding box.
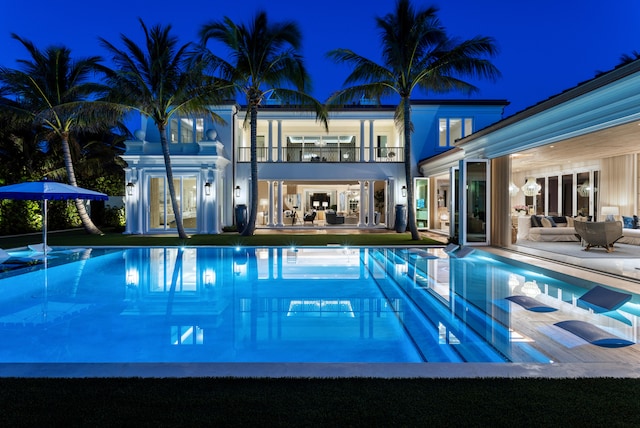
[1,0,638,117]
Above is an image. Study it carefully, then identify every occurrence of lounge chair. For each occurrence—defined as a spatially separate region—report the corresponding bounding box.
[28,243,53,253]
[555,320,634,348]
[577,285,632,313]
[505,295,557,312]
[303,211,316,225]
[574,220,623,252]
[325,210,345,225]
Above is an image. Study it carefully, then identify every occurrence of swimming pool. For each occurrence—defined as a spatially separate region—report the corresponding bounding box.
[0,246,638,368]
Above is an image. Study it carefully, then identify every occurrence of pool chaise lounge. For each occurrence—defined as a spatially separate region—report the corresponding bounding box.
[554,320,634,348]
[505,295,557,312]
[577,285,632,313]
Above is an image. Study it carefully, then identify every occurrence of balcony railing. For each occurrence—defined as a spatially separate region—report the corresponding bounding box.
[237,147,403,162]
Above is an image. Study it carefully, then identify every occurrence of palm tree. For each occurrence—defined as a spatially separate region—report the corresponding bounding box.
[199,11,327,236]
[99,19,229,240]
[327,0,500,240]
[0,34,110,235]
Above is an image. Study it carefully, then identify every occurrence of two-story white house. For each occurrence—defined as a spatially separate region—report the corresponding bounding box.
[121,99,507,235]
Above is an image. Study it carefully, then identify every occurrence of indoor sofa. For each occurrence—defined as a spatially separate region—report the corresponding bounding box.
[526,215,579,242]
[325,210,345,225]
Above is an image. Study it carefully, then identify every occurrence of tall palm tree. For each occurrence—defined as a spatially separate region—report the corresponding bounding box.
[0,34,110,235]
[99,19,229,240]
[199,11,327,236]
[327,0,500,240]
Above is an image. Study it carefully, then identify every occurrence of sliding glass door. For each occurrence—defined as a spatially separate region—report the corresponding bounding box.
[149,175,198,231]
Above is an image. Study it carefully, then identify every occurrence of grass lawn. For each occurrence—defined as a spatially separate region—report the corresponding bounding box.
[1,377,640,426]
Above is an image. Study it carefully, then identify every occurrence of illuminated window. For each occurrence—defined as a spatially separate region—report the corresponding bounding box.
[439,118,473,147]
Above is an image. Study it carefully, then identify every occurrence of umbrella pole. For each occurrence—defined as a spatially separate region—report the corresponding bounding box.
[43,199,47,258]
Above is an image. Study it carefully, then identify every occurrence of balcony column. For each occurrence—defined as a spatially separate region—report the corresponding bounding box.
[276,180,285,226]
[359,120,365,162]
[368,180,375,226]
[358,180,366,227]
[369,120,375,163]
[267,120,273,162]
[266,180,274,227]
[277,120,283,162]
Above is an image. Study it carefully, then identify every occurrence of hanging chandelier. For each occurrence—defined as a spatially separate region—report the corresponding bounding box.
[521,177,541,197]
[508,181,519,197]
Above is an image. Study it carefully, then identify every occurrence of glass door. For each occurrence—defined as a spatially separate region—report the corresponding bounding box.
[149,175,198,231]
[457,159,490,245]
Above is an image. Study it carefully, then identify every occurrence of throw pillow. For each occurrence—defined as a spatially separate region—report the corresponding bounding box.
[623,216,635,229]
[540,217,552,227]
[545,216,558,227]
[530,215,543,227]
[634,215,640,229]
[566,217,575,227]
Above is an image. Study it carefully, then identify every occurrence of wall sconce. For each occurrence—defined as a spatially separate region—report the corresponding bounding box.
[235,185,241,198]
[204,182,211,196]
[126,182,135,196]
[401,185,407,197]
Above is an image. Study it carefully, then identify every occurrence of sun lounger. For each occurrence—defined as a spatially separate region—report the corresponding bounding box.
[449,246,475,258]
[0,249,10,264]
[28,243,53,253]
[555,320,634,348]
[443,243,459,253]
[577,285,632,313]
[505,295,558,312]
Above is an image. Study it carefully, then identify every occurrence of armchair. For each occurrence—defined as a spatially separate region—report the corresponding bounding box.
[303,211,317,225]
[325,210,345,225]
[574,220,623,252]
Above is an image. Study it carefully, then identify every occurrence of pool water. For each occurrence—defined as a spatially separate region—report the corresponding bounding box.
[0,246,637,364]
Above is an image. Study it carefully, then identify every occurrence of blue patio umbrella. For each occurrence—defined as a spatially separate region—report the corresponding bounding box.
[0,180,108,256]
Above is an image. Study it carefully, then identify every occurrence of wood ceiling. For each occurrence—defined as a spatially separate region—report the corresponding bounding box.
[511,120,640,172]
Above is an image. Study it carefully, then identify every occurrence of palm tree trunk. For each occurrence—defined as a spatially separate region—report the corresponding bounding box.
[61,135,102,235]
[158,125,188,240]
[403,97,420,240]
[241,102,259,236]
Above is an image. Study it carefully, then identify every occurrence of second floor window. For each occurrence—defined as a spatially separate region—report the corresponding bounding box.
[439,118,473,147]
[169,118,204,143]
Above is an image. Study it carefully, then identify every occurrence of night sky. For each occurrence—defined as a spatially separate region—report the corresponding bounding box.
[1,0,638,119]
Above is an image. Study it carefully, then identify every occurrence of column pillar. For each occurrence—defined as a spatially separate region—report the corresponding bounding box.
[267,120,273,162]
[277,120,283,162]
[359,120,365,162]
[277,181,285,226]
[267,180,274,227]
[369,120,375,162]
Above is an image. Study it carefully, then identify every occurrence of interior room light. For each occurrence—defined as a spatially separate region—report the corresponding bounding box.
[126,182,135,196]
[235,185,240,198]
[508,181,519,197]
[401,185,407,197]
[521,177,541,197]
[601,206,619,221]
[204,182,211,196]
[313,201,320,208]
[578,180,592,197]
[322,201,328,208]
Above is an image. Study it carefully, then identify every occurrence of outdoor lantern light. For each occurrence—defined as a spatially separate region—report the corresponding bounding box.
[521,177,541,197]
[204,182,211,196]
[126,182,135,196]
[235,185,240,198]
[401,185,407,197]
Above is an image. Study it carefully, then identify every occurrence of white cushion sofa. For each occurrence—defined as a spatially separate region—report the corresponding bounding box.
[526,215,579,242]
[617,215,640,245]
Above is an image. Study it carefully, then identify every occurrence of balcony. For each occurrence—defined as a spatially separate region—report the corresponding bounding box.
[237,147,403,163]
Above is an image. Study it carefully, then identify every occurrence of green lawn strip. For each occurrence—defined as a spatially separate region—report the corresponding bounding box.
[0,228,442,249]
[0,378,639,426]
